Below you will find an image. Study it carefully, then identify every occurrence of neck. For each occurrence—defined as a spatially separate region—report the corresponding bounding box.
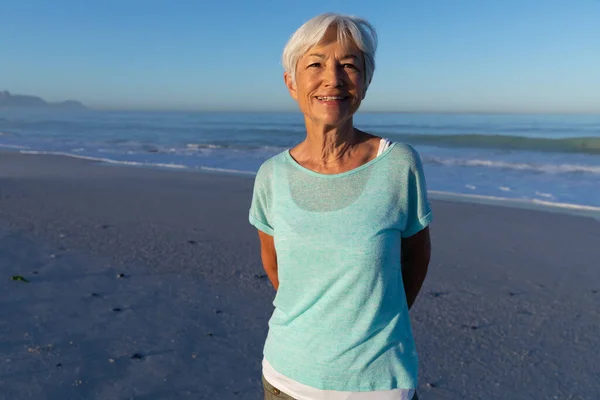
[301,117,360,166]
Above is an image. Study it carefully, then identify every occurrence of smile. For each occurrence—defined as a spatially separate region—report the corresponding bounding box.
[315,96,349,101]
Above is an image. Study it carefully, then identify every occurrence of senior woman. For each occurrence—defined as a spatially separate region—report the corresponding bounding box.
[249,13,432,400]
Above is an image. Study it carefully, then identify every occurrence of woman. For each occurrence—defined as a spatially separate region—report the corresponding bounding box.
[249,13,432,400]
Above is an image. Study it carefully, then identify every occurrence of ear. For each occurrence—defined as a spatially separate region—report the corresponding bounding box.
[284,72,298,101]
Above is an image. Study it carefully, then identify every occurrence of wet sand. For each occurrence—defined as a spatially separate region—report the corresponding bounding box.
[1,152,599,399]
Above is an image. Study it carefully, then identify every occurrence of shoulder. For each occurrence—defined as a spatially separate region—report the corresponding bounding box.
[389,142,420,159]
[255,150,288,181]
[387,142,423,169]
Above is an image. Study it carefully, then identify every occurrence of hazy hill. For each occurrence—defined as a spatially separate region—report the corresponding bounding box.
[0,91,87,110]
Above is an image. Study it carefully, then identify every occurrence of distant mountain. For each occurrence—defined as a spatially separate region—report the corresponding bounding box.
[0,90,88,110]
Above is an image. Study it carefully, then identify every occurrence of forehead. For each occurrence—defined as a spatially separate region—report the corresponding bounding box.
[301,27,363,59]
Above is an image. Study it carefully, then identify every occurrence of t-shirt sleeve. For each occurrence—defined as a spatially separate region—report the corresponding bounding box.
[402,146,433,238]
[249,160,275,236]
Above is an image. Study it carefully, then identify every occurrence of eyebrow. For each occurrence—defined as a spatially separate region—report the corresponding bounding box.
[306,53,360,61]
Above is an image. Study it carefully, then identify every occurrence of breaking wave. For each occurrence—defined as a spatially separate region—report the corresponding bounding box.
[389,133,600,155]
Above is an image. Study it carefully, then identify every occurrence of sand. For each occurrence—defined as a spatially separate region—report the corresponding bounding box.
[1,152,599,400]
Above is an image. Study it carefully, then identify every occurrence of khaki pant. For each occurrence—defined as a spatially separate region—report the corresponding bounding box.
[262,375,419,400]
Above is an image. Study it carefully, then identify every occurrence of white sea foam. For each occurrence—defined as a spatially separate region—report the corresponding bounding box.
[186,143,222,150]
[19,150,189,170]
[465,185,477,190]
[18,150,257,176]
[499,186,511,191]
[529,199,600,210]
[429,190,600,216]
[199,166,256,176]
[424,156,600,175]
[535,191,554,199]
[0,143,29,149]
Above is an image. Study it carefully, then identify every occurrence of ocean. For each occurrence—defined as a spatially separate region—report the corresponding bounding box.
[1,109,599,213]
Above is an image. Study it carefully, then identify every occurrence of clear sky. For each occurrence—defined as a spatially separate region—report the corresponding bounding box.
[1,0,599,113]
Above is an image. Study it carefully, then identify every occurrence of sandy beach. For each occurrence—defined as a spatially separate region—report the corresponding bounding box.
[1,151,599,400]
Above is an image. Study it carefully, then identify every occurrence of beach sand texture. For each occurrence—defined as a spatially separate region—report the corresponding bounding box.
[1,152,599,400]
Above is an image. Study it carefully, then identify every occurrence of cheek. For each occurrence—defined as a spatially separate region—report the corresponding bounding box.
[301,75,318,90]
[347,73,364,93]
[298,84,318,103]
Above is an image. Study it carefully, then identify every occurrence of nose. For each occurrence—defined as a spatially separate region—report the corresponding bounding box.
[324,63,344,88]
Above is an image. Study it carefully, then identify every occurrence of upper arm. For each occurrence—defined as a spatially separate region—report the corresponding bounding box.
[250,160,279,287]
[258,230,277,264]
[401,145,432,238]
[401,226,431,265]
[257,230,279,290]
[249,160,275,235]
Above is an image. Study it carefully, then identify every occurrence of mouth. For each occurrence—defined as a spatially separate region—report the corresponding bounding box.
[315,95,350,103]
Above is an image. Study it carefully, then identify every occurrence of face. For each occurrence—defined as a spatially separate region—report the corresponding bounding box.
[285,28,366,128]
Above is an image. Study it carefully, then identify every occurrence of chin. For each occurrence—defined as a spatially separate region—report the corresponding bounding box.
[316,110,354,126]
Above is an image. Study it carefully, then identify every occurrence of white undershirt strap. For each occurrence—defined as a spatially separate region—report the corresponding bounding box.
[377,137,392,157]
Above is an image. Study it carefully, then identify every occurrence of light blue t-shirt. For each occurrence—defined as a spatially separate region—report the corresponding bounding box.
[249,142,432,392]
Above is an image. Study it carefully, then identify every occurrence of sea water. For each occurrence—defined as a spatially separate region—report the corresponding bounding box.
[1,109,599,212]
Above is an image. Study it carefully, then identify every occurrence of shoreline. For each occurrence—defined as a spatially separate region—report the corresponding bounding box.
[4,149,600,221]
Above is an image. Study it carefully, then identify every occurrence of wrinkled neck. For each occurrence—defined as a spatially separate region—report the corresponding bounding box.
[302,118,359,166]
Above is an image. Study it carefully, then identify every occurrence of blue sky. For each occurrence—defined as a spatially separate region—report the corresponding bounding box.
[1,0,599,113]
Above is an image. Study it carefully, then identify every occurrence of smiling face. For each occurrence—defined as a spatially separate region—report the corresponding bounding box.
[285,27,366,128]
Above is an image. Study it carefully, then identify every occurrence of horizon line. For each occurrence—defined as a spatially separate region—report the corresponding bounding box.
[82,106,600,116]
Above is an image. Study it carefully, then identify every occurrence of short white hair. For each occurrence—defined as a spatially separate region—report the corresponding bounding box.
[282,13,378,91]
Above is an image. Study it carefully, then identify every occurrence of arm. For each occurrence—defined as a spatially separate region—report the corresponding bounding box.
[258,230,279,290]
[401,226,431,310]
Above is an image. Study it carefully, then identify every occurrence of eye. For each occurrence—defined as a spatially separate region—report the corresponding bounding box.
[308,62,321,68]
[343,63,357,70]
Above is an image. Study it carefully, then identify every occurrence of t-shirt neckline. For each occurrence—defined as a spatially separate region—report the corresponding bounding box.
[284,142,396,179]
